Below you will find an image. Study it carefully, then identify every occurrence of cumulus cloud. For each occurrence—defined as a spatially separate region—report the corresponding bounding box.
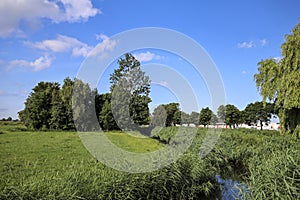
[237,41,256,48]
[133,51,162,62]
[26,34,93,57]
[89,34,117,58]
[7,55,54,72]
[0,0,100,37]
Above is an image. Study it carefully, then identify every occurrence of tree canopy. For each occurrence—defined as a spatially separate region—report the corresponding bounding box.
[254,21,300,135]
[224,104,240,128]
[110,53,151,130]
[199,107,212,127]
[243,101,275,130]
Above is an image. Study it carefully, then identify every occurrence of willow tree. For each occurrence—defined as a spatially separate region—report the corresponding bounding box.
[255,21,300,136]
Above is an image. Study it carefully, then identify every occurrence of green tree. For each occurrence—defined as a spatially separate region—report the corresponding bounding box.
[61,77,75,130]
[224,104,240,128]
[109,53,151,129]
[217,105,226,122]
[72,79,98,131]
[164,103,180,126]
[180,111,190,125]
[199,107,213,127]
[190,111,200,126]
[22,82,60,130]
[255,21,300,135]
[151,105,167,127]
[49,86,66,130]
[243,101,275,130]
[99,98,119,131]
[210,113,218,125]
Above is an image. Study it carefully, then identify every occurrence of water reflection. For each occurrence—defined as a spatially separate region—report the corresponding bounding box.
[215,175,249,200]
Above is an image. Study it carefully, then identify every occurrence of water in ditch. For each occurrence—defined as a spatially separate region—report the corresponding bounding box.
[215,175,250,200]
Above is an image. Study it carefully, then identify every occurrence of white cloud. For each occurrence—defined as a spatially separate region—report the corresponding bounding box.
[260,39,267,46]
[7,55,54,72]
[59,0,100,22]
[0,0,100,37]
[26,35,93,57]
[238,41,256,48]
[133,51,162,62]
[89,34,117,58]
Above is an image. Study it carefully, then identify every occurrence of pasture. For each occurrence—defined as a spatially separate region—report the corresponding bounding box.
[0,122,299,199]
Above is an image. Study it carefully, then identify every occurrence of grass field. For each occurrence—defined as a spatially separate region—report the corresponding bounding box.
[0,122,299,199]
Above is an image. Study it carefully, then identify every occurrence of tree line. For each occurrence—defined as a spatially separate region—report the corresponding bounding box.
[18,53,276,131]
[151,102,275,130]
[18,21,299,135]
[18,54,151,131]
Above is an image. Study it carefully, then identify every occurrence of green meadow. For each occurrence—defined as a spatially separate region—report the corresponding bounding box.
[0,122,299,199]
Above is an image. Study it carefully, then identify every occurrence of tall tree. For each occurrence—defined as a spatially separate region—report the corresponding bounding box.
[180,111,190,125]
[99,99,119,131]
[49,87,66,130]
[199,107,213,127]
[164,103,180,126]
[151,105,167,127]
[190,111,200,126]
[217,105,226,122]
[109,53,151,129]
[255,21,300,135]
[22,82,60,130]
[72,79,97,131]
[61,77,75,130]
[210,113,218,125]
[224,104,240,128]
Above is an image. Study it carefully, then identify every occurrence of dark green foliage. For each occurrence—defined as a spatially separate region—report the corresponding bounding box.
[99,95,119,131]
[20,78,101,131]
[199,107,213,127]
[151,103,180,127]
[164,103,180,126]
[242,101,275,130]
[21,82,60,130]
[224,104,241,128]
[61,77,75,130]
[49,88,66,130]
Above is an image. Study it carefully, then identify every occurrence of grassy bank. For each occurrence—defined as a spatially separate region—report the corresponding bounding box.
[0,122,299,199]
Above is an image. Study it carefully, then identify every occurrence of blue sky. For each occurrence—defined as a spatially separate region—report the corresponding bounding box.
[0,0,299,119]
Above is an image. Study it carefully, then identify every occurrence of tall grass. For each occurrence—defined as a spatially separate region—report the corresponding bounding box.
[0,122,299,199]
